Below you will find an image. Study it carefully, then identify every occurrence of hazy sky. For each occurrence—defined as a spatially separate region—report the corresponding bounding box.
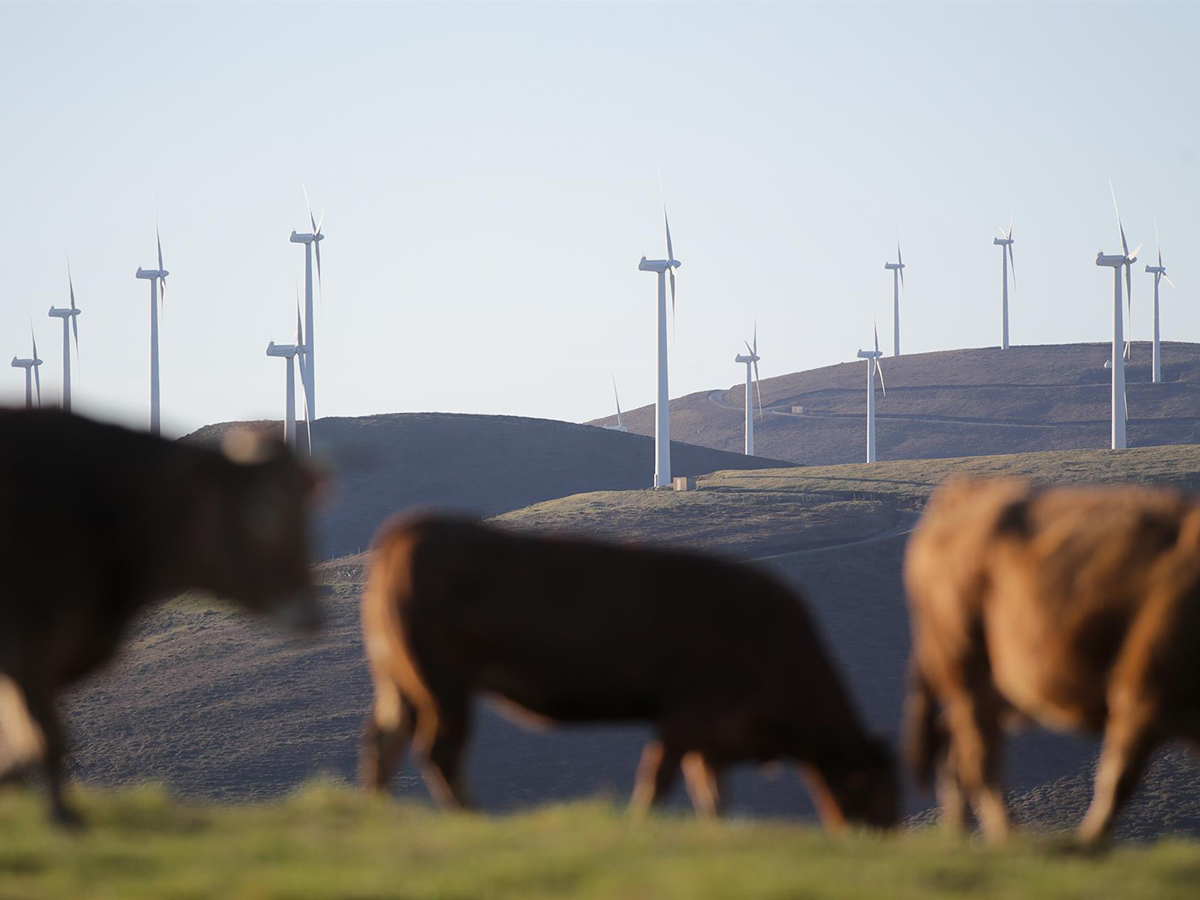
[2,1,1197,436]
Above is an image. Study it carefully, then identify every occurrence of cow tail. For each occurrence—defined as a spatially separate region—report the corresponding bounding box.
[902,659,945,791]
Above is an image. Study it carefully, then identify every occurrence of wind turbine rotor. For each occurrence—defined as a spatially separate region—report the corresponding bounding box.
[746,341,763,421]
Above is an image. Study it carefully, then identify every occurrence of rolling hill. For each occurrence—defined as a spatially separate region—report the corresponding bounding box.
[590,342,1200,465]
[183,412,792,559]
[58,443,1200,841]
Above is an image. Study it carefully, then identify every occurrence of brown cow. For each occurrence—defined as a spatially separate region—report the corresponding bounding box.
[904,476,1200,844]
[359,514,898,831]
[0,408,325,825]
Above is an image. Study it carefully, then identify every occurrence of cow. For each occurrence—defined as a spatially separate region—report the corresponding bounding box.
[359,513,898,832]
[0,408,325,825]
[904,476,1200,844]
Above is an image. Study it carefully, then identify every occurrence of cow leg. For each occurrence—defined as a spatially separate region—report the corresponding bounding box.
[9,679,77,828]
[681,751,724,819]
[629,739,683,819]
[935,759,972,835]
[945,691,1009,843]
[0,675,43,785]
[415,696,472,811]
[1077,711,1158,845]
[360,679,416,794]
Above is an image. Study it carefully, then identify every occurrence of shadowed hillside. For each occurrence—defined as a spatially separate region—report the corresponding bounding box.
[60,444,1200,841]
[591,342,1200,464]
[183,412,792,559]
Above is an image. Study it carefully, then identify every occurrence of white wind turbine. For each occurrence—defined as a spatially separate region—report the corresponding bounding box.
[135,223,169,435]
[10,322,43,409]
[994,212,1016,349]
[602,376,628,432]
[1145,223,1175,384]
[734,325,763,456]
[637,185,681,487]
[290,186,324,422]
[884,240,905,357]
[857,321,886,463]
[47,263,81,412]
[1095,183,1142,450]
[265,305,312,451]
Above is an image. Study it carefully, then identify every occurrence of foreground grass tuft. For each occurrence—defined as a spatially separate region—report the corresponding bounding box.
[1,782,1199,899]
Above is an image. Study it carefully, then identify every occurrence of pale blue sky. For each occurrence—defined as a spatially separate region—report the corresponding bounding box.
[2,1,1197,435]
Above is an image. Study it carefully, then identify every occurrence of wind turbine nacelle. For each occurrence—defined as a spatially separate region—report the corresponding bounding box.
[735,353,758,364]
[290,231,319,244]
[135,267,168,279]
[993,237,1013,246]
[48,306,78,319]
[266,342,299,358]
[884,262,904,271]
[1095,253,1126,268]
[857,350,882,360]
[1146,265,1166,274]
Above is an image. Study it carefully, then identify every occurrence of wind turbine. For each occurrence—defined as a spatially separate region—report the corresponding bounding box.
[856,321,886,463]
[135,223,169,435]
[10,323,43,409]
[265,305,312,451]
[884,240,905,357]
[1145,223,1175,384]
[602,376,628,432]
[734,325,763,456]
[47,263,81,412]
[290,186,324,422]
[637,185,681,487]
[994,213,1016,349]
[1096,183,1142,450]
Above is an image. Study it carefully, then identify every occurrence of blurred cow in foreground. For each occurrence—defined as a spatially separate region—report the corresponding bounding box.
[905,476,1200,844]
[0,409,325,825]
[360,514,898,833]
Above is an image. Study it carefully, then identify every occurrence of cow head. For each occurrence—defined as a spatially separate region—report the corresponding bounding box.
[185,431,327,632]
[804,737,899,832]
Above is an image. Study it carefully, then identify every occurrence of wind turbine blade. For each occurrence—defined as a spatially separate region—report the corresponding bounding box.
[299,354,313,454]
[296,302,304,346]
[752,319,757,357]
[1110,180,1129,258]
[314,238,323,292]
[611,374,623,424]
[873,319,880,355]
[876,359,886,396]
[1007,242,1016,288]
[1162,273,1176,291]
[315,208,324,236]
[1129,242,1143,260]
[998,225,1008,239]
[668,267,676,326]
[753,359,763,421]
[303,183,316,230]
[30,322,40,406]
[156,223,164,272]
[1008,207,1014,239]
[66,262,80,358]
[1156,220,1162,268]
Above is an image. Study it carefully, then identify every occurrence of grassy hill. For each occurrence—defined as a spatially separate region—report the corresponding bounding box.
[3,785,1199,900]
[55,443,1200,843]
[590,343,1200,465]
[183,412,792,559]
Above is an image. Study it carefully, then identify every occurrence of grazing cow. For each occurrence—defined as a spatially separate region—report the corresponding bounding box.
[904,476,1200,844]
[360,514,898,832]
[0,409,325,825]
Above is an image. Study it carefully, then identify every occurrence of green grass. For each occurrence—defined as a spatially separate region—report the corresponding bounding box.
[2,783,1198,900]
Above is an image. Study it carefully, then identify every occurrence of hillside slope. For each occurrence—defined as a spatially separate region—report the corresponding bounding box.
[590,342,1200,464]
[184,412,792,559]
[60,444,1200,841]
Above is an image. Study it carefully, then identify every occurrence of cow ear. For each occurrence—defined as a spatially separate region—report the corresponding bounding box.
[222,429,273,465]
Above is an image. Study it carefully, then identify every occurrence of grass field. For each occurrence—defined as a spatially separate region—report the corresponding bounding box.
[2,784,1198,900]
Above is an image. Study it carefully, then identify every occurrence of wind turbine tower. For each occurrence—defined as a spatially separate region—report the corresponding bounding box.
[994,213,1016,349]
[10,325,42,409]
[135,225,169,435]
[1096,184,1141,450]
[265,307,312,450]
[1145,224,1175,384]
[884,241,905,357]
[637,191,681,487]
[734,326,762,456]
[47,266,80,412]
[856,321,886,462]
[290,187,324,421]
